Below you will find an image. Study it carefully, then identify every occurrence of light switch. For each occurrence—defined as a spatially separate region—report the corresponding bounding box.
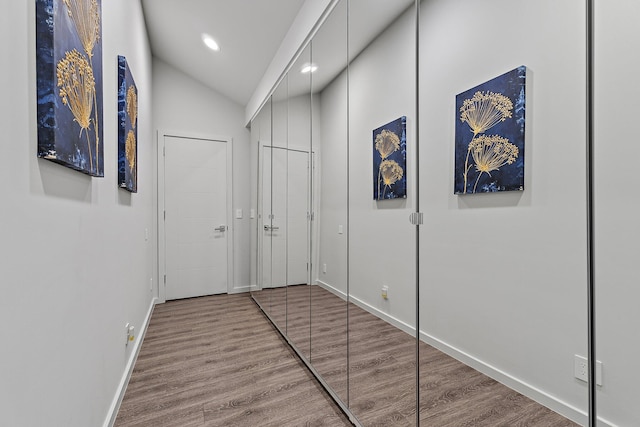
[250,209,256,219]
[235,209,243,219]
[338,225,343,234]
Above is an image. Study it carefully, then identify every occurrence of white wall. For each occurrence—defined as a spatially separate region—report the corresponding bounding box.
[0,1,154,426]
[152,58,252,293]
[594,1,640,426]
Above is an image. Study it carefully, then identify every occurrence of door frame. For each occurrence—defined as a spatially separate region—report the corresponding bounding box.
[157,129,234,303]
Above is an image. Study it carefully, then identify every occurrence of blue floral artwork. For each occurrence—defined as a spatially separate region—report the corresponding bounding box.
[118,56,138,192]
[373,116,406,200]
[454,66,526,194]
[36,0,104,177]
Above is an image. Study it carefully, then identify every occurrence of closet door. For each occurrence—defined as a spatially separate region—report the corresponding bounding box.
[286,45,312,359]
[309,0,349,404]
[268,79,289,330]
[347,1,418,425]
[418,0,589,425]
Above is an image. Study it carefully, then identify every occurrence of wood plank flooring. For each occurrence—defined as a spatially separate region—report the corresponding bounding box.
[116,288,580,427]
[114,293,351,427]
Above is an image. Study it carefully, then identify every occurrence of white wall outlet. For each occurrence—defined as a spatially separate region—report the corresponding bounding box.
[149,277,153,291]
[322,263,327,274]
[126,323,135,346]
[381,285,388,300]
[144,228,149,241]
[236,209,243,219]
[250,209,256,219]
[574,354,603,386]
[338,225,343,234]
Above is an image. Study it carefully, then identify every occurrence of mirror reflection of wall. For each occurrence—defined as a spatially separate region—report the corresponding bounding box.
[285,45,313,359]
[250,0,597,425]
[310,0,349,406]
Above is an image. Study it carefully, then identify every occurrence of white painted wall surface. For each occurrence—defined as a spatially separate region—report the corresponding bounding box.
[0,1,154,426]
[593,1,640,426]
[417,0,588,422]
[153,58,252,293]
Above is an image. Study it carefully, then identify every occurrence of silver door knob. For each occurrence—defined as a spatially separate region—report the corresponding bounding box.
[214,225,227,232]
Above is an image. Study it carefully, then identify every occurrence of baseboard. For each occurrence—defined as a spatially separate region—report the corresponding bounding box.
[103,297,157,427]
[315,280,346,300]
[229,285,254,294]
[317,280,415,338]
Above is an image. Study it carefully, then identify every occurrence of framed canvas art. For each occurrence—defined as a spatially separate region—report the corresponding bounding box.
[36,0,104,177]
[118,55,138,192]
[454,66,526,194]
[373,116,406,200]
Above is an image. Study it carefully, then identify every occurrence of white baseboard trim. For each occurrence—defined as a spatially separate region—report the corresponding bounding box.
[103,297,157,427]
[316,280,415,338]
[229,285,254,294]
[315,280,346,300]
[316,279,611,426]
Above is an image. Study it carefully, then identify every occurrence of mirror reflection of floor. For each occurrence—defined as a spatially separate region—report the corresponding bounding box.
[284,285,579,427]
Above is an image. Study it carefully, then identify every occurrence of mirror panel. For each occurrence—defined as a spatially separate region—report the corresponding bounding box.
[267,77,290,330]
[594,1,640,426]
[286,44,313,359]
[310,0,349,404]
[251,96,273,314]
[418,0,587,424]
[347,0,417,425]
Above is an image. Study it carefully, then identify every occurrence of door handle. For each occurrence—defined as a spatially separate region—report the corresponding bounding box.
[263,225,280,231]
[214,225,227,232]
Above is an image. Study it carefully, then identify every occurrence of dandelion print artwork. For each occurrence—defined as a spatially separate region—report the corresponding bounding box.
[454,66,526,194]
[373,117,406,200]
[118,56,138,192]
[36,0,103,176]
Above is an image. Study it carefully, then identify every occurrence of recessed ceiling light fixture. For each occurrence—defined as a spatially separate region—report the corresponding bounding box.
[301,63,318,74]
[201,33,220,52]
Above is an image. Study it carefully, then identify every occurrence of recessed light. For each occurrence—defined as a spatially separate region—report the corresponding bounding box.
[201,33,220,51]
[301,63,318,74]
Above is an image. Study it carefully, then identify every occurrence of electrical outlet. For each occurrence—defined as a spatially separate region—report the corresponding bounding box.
[322,263,327,274]
[574,355,603,386]
[381,286,388,300]
[126,323,135,346]
[150,277,153,291]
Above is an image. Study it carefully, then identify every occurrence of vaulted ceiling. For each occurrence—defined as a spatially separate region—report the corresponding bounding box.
[141,0,307,106]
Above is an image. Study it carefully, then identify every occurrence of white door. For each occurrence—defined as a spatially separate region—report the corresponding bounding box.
[164,135,230,300]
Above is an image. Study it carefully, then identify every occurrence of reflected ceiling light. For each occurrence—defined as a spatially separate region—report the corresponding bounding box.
[301,63,318,74]
[201,33,220,51]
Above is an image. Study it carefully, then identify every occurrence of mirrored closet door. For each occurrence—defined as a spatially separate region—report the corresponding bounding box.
[250,0,598,425]
[418,0,588,425]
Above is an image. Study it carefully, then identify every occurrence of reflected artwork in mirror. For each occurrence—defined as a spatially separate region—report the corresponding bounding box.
[454,66,526,194]
[373,116,407,200]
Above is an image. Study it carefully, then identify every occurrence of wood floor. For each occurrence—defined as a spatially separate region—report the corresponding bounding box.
[114,293,351,426]
[115,289,580,427]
